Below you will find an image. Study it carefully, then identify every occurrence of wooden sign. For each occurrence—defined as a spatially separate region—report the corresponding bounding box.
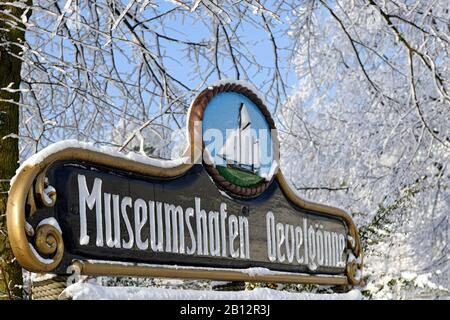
[7,82,363,285]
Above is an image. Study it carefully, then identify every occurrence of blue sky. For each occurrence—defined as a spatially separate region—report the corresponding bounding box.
[23,1,298,153]
[108,1,297,114]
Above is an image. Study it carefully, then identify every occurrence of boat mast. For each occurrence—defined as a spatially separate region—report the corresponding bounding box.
[238,103,243,165]
[251,134,254,172]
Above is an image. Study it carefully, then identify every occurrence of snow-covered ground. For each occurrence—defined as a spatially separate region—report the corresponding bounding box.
[60,282,362,300]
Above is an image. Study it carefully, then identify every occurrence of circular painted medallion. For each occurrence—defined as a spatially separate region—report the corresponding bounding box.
[189,82,279,198]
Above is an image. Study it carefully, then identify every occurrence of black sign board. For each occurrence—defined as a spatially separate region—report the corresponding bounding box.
[7,82,362,285]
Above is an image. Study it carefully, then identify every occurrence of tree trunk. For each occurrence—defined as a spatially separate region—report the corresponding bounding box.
[0,0,31,300]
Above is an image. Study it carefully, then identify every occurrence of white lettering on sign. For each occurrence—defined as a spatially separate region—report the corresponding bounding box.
[77,174,346,268]
[78,175,102,246]
[77,174,250,260]
[265,211,346,270]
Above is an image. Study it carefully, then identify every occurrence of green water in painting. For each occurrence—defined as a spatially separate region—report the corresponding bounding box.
[216,165,264,187]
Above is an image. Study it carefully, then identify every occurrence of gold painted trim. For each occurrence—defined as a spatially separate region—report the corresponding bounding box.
[7,147,195,272]
[276,171,363,285]
[72,260,348,286]
[7,81,362,285]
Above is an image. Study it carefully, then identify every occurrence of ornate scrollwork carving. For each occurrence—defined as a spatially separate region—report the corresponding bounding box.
[34,222,64,268]
[346,234,364,285]
[29,170,64,270]
[35,170,57,208]
[7,162,65,272]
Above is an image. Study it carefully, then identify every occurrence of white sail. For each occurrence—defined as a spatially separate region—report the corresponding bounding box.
[239,103,251,130]
[240,124,253,166]
[218,129,239,162]
[217,102,261,174]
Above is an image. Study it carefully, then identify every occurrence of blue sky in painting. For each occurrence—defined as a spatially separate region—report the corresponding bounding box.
[202,92,274,177]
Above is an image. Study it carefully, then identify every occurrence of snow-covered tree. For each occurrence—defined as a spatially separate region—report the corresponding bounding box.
[281,0,449,299]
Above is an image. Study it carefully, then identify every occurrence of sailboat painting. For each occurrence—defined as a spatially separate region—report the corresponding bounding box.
[202,92,275,188]
[217,102,260,174]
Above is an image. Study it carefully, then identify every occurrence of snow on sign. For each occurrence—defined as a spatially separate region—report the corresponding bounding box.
[7,81,363,286]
